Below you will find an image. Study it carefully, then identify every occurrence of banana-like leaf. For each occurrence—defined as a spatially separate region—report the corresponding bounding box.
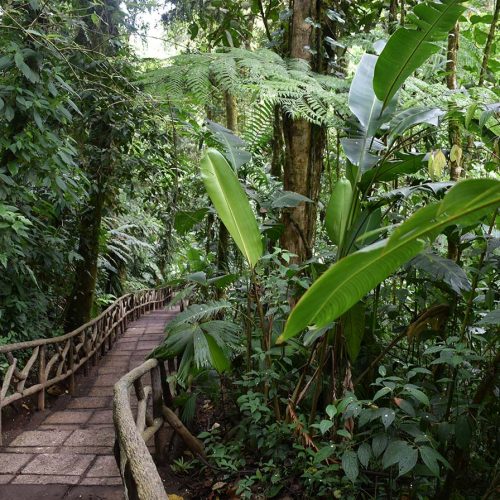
[349,54,392,136]
[359,153,425,189]
[206,120,251,169]
[341,137,385,173]
[388,108,445,145]
[325,178,353,246]
[374,0,467,108]
[409,251,471,295]
[278,179,500,342]
[342,53,395,173]
[200,148,263,267]
[344,302,366,362]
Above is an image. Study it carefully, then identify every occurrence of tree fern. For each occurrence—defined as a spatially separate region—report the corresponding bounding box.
[141,48,345,127]
[243,98,274,148]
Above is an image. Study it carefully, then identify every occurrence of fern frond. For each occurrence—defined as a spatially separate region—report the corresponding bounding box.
[166,300,231,330]
[143,47,342,127]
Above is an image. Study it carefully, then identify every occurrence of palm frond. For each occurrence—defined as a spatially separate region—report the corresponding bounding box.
[166,300,231,330]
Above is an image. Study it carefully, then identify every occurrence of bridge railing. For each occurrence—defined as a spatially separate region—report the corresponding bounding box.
[113,358,170,500]
[0,286,171,444]
[113,348,205,499]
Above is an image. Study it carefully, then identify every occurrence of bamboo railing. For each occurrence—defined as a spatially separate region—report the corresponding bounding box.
[0,287,171,444]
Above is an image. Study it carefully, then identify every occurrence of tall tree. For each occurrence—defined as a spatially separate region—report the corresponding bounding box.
[447,22,462,182]
[478,0,499,86]
[280,0,326,263]
[0,0,84,339]
[65,0,130,330]
[446,22,461,263]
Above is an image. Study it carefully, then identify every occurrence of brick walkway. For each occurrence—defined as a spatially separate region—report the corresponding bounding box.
[0,308,175,500]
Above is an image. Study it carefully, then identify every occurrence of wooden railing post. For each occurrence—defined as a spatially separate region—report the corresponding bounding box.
[83,328,90,376]
[0,391,3,445]
[159,361,171,406]
[101,322,107,357]
[108,321,113,350]
[38,345,46,411]
[69,338,75,395]
[133,378,145,402]
[151,365,168,462]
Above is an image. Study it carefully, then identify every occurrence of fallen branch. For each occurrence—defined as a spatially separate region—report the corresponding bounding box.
[162,405,206,458]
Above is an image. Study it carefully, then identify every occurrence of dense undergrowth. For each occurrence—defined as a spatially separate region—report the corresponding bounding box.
[1,0,499,498]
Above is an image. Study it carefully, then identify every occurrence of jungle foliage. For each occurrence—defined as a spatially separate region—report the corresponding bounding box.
[1,0,499,499]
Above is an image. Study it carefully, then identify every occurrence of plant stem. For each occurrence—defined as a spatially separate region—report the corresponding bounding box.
[245,276,253,371]
[308,335,329,426]
[251,271,281,419]
[458,210,497,341]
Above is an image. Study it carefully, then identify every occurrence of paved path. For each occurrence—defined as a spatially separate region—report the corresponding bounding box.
[0,308,175,500]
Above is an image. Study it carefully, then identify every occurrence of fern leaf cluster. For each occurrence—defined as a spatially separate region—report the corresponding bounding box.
[141,48,348,133]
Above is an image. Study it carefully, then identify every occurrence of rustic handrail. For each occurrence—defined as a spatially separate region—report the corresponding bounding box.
[113,351,205,500]
[0,286,171,444]
[113,358,169,500]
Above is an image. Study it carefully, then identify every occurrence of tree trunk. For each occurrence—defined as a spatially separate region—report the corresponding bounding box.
[447,22,461,181]
[389,0,398,33]
[65,187,105,331]
[446,23,461,262]
[478,0,499,86]
[271,105,284,180]
[280,0,325,263]
[224,91,238,132]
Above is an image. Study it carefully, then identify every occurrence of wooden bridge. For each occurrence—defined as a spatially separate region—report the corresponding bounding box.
[0,288,186,499]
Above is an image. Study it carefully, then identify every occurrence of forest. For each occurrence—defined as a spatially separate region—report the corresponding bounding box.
[0,0,499,499]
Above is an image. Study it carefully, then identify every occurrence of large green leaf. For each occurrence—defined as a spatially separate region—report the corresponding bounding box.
[342,53,395,173]
[278,179,500,342]
[341,137,385,173]
[373,0,467,108]
[200,148,263,267]
[325,178,353,246]
[388,108,444,145]
[342,450,359,482]
[348,54,392,137]
[206,120,251,169]
[409,251,471,295]
[359,153,425,189]
[343,302,366,362]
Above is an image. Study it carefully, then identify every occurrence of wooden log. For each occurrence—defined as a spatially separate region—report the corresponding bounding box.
[162,405,205,458]
[141,417,163,443]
